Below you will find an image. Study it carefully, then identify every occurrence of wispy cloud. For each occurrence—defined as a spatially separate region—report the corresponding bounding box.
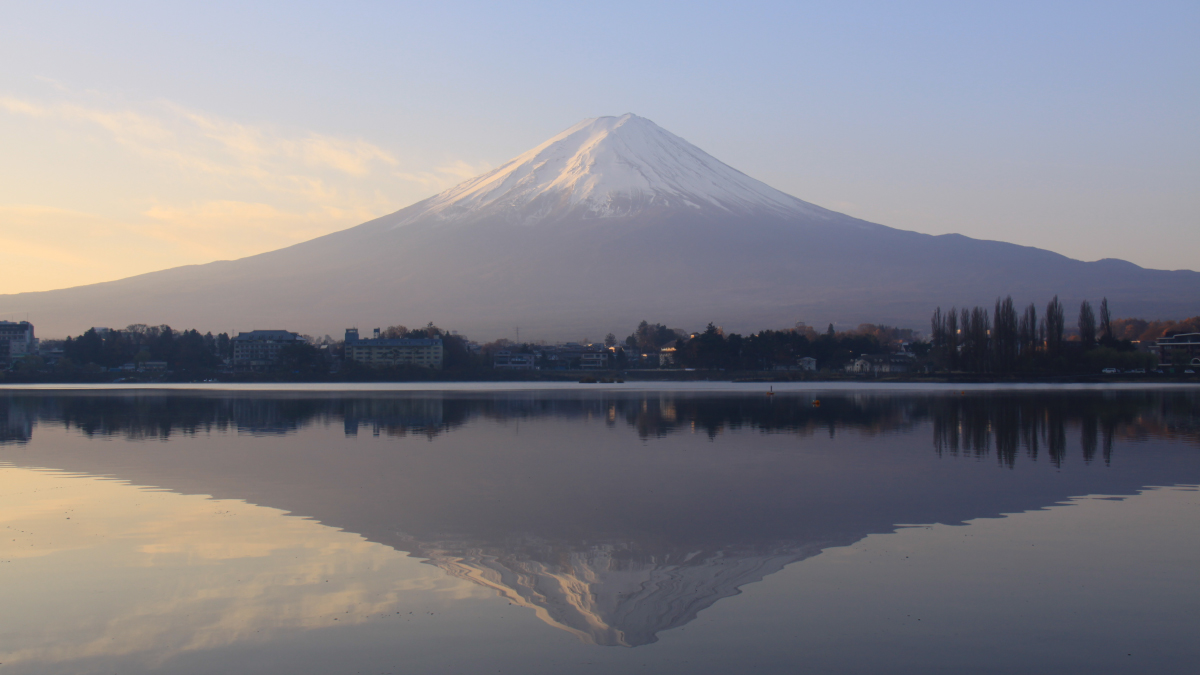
[0,95,402,187]
[396,159,492,191]
[0,90,489,292]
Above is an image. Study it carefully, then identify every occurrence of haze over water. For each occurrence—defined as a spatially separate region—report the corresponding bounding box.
[1,386,1197,674]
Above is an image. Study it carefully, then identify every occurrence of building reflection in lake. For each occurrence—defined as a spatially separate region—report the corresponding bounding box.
[0,388,1197,648]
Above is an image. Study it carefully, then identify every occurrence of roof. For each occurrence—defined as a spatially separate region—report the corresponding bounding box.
[861,353,914,363]
[348,338,442,347]
[233,330,303,341]
[1158,333,1200,344]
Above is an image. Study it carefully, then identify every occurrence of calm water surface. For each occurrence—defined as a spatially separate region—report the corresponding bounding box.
[0,386,1197,674]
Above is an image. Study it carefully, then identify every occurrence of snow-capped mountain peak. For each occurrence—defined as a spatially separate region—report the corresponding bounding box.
[399,113,826,225]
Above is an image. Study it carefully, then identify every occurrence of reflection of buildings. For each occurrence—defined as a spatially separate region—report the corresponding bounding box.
[418,539,824,646]
[2,389,1199,648]
[0,401,34,444]
[342,397,447,437]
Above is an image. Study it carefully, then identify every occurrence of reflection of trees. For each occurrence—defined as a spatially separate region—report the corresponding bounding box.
[3,391,1197,459]
[3,389,1197,651]
[931,392,1200,467]
[0,394,471,442]
[615,394,927,439]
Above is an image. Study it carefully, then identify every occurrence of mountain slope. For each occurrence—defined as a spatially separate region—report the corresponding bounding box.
[393,113,830,225]
[3,114,1198,339]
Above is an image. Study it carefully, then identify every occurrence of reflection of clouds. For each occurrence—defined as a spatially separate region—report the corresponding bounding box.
[0,467,484,670]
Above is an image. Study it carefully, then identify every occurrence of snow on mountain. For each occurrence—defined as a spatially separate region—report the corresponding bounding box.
[422,539,821,647]
[395,113,831,225]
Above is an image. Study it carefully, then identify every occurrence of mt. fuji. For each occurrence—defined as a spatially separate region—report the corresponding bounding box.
[3,114,1198,339]
[396,113,826,223]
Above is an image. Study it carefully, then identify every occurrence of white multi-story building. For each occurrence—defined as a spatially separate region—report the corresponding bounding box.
[344,329,443,369]
[0,321,38,367]
[494,351,535,370]
[231,330,306,370]
[1156,333,1200,367]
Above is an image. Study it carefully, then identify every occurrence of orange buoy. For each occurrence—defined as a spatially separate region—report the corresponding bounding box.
[813,399,821,408]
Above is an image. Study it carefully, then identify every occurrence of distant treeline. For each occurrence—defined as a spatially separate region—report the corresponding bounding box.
[665,322,920,371]
[61,325,230,373]
[486,320,922,371]
[929,296,1170,373]
[41,322,484,377]
[1110,316,1200,343]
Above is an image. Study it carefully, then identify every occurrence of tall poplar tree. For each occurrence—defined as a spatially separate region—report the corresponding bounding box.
[993,296,1018,372]
[1019,303,1038,356]
[1045,296,1065,357]
[1078,300,1096,349]
[946,308,959,370]
[1099,298,1114,345]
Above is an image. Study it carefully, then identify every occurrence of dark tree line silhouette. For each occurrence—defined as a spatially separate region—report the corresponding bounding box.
[930,296,1153,373]
[669,322,920,371]
[5,391,1194,466]
[62,325,228,374]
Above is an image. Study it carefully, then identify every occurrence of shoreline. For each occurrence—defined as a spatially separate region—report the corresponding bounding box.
[2,380,1199,394]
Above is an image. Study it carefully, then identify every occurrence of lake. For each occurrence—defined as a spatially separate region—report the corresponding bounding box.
[1,385,1197,674]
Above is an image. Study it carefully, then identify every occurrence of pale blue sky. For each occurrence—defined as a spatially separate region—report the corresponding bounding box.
[1,1,1197,292]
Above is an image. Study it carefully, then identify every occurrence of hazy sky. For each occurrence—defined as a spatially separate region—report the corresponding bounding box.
[1,1,1197,296]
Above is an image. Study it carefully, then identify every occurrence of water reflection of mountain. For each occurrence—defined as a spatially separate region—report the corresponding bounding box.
[420,538,823,646]
[1,390,1197,646]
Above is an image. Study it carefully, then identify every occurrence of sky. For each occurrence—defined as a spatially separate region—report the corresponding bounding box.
[1,1,1197,296]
